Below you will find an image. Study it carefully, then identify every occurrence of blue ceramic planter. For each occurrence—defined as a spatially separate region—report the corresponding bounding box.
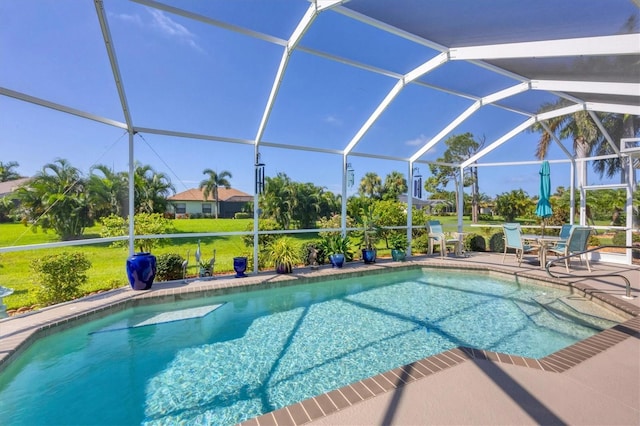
[362,248,376,264]
[126,252,157,290]
[233,256,248,278]
[329,253,345,268]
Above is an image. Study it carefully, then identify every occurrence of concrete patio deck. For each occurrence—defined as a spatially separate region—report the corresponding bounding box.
[1,251,639,425]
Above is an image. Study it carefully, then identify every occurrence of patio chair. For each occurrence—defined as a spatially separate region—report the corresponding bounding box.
[547,226,592,272]
[559,224,575,240]
[502,223,538,266]
[427,220,462,258]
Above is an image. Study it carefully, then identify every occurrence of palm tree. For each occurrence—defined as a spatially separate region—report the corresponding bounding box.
[199,169,232,219]
[0,161,21,182]
[382,171,408,201]
[532,99,640,183]
[130,164,175,214]
[88,165,128,219]
[14,158,90,240]
[260,173,293,229]
[359,172,382,199]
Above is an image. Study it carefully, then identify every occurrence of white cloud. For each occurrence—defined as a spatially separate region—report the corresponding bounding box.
[325,115,342,126]
[148,9,203,52]
[405,134,428,146]
[109,12,143,26]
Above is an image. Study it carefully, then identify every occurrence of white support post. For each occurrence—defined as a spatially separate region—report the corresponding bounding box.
[253,148,260,274]
[569,161,575,224]
[341,155,348,237]
[128,132,135,255]
[457,166,464,232]
[407,162,413,256]
[626,153,634,264]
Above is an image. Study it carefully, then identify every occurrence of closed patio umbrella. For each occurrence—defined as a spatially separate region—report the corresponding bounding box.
[535,160,553,236]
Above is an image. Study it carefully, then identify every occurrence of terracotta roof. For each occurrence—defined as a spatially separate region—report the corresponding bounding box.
[168,187,252,202]
[0,177,31,197]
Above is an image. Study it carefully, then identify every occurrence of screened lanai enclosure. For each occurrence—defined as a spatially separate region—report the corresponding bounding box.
[1,0,639,268]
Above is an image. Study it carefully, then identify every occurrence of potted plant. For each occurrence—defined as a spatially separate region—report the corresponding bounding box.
[359,205,380,264]
[320,234,352,268]
[390,233,408,261]
[267,237,301,274]
[198,259,214,277]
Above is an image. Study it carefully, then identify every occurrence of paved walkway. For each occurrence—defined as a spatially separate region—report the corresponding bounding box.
[1,252,639,425]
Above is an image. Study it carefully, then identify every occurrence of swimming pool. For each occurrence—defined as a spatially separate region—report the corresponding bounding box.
[0,269,624,425]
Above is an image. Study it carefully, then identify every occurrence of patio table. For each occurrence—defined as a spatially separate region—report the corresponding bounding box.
[522,234,562,268]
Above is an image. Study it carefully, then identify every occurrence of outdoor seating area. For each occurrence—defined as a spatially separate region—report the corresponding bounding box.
[502,223,540,267]
[547,226,592,273]
[427,220,464,258]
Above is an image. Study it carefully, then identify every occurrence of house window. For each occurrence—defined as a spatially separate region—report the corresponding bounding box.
[202,203,212,214]
[175,203,186,214]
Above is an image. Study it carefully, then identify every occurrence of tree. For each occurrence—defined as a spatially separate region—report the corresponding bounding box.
[372,199,406,248]
[14,159,91,240]
[531,99,640,184]
[88,165,128,219]
[494,189,534,222]
[381,171,408,201]
[425,133,485,222]
[100,212,176,253]
[199,169,232,219]
[259,173,338,229]
[131,163,174,214]
[260,173,293,229]
[359,172,382,199]
[0,161,21,182]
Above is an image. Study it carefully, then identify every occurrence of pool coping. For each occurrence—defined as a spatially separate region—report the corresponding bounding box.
[1,256,638,425]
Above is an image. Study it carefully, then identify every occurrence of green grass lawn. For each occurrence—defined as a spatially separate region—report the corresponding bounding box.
[0,216,613,311]
[1,219,257,310]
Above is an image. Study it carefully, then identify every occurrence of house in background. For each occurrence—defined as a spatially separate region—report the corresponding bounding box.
[167,188,253,219]
[0,177,31,198]
[398,195,455,215]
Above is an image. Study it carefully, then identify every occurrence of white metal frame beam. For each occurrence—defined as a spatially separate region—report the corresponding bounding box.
[0,87,128,130]
[449,33,640,60]
[531,80,640,97]
[94,0,133,131]
[343,52,449,155]
[410,82,530,162]
[461,103,585,168]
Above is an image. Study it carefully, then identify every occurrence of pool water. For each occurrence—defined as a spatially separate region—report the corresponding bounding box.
[0,269,624,425]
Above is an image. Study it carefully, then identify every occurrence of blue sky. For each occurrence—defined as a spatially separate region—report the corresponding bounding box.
[0,1,619,200]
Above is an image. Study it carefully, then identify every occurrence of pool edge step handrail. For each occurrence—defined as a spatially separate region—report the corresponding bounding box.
[545,245,637,299]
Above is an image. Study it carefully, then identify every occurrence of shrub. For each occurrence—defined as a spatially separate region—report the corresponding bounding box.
[489,231,505,253]
[242,218,282,250]
[588,235,601,247]
[412,234,430,254]
[463,233,486,252]
[100,213,176,253]
[611,231,640,246]
[234,212,251,219]
[31,252,91,306]
[156,253,185,281]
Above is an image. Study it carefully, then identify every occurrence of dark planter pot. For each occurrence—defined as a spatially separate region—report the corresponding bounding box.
[276,263,292,274]
[233,256,248,278]
[329,253,345,268]
[362,248,376,264]
[199,267,213,277]
[126,252,157,290]
[391,249,406,261]
[633,245,640,259]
